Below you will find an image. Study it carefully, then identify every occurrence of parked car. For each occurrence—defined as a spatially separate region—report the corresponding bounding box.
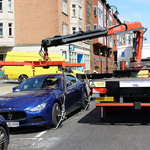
[0,73,87,128]
[0,115,9,150]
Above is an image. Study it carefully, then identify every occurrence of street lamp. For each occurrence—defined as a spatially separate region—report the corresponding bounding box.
[99,52,102,73]
[105,4,119,73]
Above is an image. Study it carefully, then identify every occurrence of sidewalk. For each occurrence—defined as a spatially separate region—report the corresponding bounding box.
[0,81,18,96]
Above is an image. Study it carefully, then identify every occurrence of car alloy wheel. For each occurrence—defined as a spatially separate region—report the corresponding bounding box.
[0,127,8,150]
[51,103,61,127]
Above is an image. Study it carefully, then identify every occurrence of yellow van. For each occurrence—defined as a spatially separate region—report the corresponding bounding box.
[4,52,83,82]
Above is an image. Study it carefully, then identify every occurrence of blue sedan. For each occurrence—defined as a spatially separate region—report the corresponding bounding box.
[0,73,87,128]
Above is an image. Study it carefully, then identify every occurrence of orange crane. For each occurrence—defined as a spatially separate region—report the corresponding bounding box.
[40,21,146,70]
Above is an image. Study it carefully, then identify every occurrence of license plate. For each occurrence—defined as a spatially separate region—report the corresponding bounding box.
[7,122,19,127]
[96,97,114,102]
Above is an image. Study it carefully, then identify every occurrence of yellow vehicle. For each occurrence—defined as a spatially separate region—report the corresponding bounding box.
[4,52,83,82]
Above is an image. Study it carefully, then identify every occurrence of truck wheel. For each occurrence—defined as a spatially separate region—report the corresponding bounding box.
[18,75,28,83]
[51,103,61,128]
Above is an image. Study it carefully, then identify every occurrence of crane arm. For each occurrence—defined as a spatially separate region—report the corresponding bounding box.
[41,21,146,62]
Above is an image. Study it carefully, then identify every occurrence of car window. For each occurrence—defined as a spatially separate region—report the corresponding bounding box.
[42,77,60,89]
[16,75,61,91]
[67,75,77,85]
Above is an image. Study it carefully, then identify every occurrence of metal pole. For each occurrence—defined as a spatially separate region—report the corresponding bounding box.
[106,8,108,73]
[101,59,102,73]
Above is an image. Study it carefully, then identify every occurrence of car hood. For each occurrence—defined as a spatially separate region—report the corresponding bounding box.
[0,90,55,110]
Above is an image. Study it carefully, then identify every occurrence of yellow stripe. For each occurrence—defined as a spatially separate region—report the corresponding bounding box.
[96,97,114,102]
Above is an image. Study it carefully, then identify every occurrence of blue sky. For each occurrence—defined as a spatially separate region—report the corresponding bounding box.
[107,0,150,43]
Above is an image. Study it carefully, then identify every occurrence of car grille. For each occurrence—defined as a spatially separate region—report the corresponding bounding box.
[0,111,27,121]
[20,117,44,125]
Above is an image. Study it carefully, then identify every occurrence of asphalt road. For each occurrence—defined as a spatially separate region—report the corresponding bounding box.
[1,80,150,150]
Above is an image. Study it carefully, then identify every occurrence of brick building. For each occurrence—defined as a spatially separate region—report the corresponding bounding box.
[0,0,91,72]
[0,0,130,73]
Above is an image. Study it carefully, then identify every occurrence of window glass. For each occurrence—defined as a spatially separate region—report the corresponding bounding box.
[8,23,12,36]
[0,23,3,36]
[72,27,76,34]
[8,0,12,11]
[67,75,77,85]
[62,23,68,35]
[62,0,67,14]
[94,6,97,16]
[79,6,82,19]
[0,0,2,11]
[72,4,76,17]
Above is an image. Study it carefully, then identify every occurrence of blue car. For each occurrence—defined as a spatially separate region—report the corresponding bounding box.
[0,115,9,150]
[0,73,87,128]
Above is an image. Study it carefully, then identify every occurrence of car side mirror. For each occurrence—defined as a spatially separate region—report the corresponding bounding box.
[12,86,18,92]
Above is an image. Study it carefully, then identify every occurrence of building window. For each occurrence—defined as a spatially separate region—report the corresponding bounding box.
[79,27,82,31]
[72,4,76,17]
[98,8,103,19]
[79,6,82,19]
[8,0,12,11]
[72,27,76,34]
[114,39,116,45]
[110,35,112,42]
[109,20,112,26]
[0,23,3,36]
[105,15,107,24]
[0,0,2,11]
[8,23,12,36]
[62,51,67,59]
[94,24,97,30]
[62,23,68,35]
[69,51,76,63]
[94,6,97,16]
[62,0,67,15]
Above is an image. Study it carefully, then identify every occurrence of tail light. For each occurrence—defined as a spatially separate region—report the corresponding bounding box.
[92,88,107,94]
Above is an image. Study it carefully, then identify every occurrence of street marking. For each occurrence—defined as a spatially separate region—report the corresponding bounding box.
[35,131,47,138]
[32,138,43,146]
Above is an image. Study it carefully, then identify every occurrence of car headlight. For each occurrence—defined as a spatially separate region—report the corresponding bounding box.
[28,102,47,112]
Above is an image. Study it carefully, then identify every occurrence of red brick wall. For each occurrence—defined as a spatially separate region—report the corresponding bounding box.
[14,0,70,45]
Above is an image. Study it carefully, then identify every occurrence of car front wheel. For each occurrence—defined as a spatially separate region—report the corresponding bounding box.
[51,103,61,128]
[0,126,8,150]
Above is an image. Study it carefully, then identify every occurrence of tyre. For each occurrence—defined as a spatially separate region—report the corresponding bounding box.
[82,91,88,109]
[0,126,8,150]
[18,75,28,83]
[51,103,61,128]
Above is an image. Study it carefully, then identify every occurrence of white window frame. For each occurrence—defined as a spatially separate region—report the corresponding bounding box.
[8,23,12,36]
[94,6,97,16]
[94,24,97,30]
[0,0,2,11]
[62,23,68,35]
[0,23,3,36]
[8,0,12,11]
[62,51,67,59]
[79,5,82,19]
[72,27,76,34]
[62,0,67,15]
[98,8,103,19]
[72,4,76,17]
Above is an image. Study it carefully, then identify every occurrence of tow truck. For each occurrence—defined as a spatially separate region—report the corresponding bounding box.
[39,21,150,119]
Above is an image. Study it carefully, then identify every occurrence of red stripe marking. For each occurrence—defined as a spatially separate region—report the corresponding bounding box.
[96,103,150,107]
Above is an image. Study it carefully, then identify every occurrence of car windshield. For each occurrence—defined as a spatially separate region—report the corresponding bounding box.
[16,75,61,91]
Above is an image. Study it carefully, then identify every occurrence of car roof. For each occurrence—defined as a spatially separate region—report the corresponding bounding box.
[30,73,75,78]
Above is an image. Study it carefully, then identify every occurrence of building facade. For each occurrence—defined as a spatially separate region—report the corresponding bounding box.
[0,0,14,60]
[0,0,133,73]
[90,0,125,73]
[0,0,91,72]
